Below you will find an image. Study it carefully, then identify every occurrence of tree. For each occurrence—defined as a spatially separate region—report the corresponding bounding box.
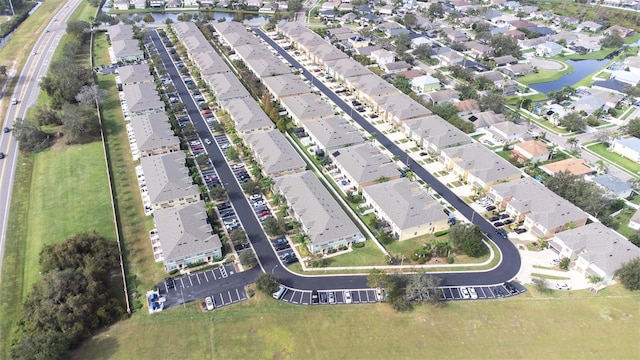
[559,257,570,270]
[66,20,91,45]
[230,228,247,244]
[600,30,624,48]
[623,84,640,98]
[60,104,101,144]
[242,179,262,195]
[10,330,69,360]
[0,65,7,76]
[75,84,107,106]
[239,250,258,268]
[566,137,579,149]
[413,44,431,61]
[39,59,93,108]
[13,117,54,153]
[32,104,62,126]
[393,74,412,94]
[548,85,576,103]
[255,273,280,294]
[491,34,522,58]
[455,83,477,100]
[367,268,388,288]
[143,14,155,23]
[594,129,613,145]
[558,112,587,132]
[478,92,505,113]
[405,271,442,304]
[616,257,640,290]
[531,278,552,294]
[263,216,287,237]
[428,2,444,18]
[287,0,303,13]
[628,232,640,247]
[449,223,488,257]
[402,13,417,29]
[625,118,640,138]
[225,147,239,161]
[393,33,411,57]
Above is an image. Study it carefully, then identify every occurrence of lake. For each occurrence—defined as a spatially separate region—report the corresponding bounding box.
[529,59,609,94]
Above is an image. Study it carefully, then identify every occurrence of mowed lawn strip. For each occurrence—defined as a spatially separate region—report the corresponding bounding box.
[22,143,115,289]
[71,288,640,359]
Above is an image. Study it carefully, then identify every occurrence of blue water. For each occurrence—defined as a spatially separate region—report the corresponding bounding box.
[529,59,608,94]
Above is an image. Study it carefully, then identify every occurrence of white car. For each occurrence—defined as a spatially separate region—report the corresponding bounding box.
[376,288,383,302]
[205,296,214,311]
[344,290,352,304]
[204,138,212,145]
[556,282,571,290]
[468,287,478,299]
[460,288,471,299]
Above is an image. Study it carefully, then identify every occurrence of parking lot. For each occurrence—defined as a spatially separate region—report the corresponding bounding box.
[278,287,380,305]
[159,264,251,310]
[440,282,526,301]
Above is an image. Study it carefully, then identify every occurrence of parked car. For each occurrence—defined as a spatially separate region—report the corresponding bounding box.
[311,290,319,304]
[493,286,505,298]
[514,228,527,234]
[205,296,214,311]
[320,292,328,303]
[485,205,496,211]
[555,282,571,290]
[503,219,514,225]
[328,291,336,304]
[498,213,510,219]
[504,282,518,294]
[165,277,175,289]
[460,287,471,299]
[468,287,478,299]
[493,221,504,227]
[489,216,499,222]
[344,290,352,304]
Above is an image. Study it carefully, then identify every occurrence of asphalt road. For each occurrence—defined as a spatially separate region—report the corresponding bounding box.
[151,26,521,291]
[0,0,83,285]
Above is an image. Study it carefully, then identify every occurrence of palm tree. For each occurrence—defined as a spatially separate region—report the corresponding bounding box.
[595,159,608,174]
[566,137,579,149]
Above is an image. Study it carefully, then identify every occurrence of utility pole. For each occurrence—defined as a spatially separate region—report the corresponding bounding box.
[8,0,15,16]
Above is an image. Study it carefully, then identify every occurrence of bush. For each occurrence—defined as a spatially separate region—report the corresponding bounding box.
[446,256,455,264]
[338,245,348,251]
[353,242,365,248]
[255,273,280,295]
[187,261,207,269]
[434,230,449,237]
[169,269,180,275]
[560,257,570,270]
[327,248,338,254]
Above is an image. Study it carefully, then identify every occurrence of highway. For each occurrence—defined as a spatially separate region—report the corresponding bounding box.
[0,0,83,282]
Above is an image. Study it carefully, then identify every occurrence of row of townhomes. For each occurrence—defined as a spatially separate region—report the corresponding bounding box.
[172,21,366,253]
[108,24,222,272]
[272,20,640,280]
[211,20,452,242]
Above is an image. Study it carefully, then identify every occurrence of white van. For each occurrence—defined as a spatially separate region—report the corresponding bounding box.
[272,285,286,300]
[11,98,17,105]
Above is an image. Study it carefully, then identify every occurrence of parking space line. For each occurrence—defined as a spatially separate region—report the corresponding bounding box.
[479,287,489,298]
[210,269,217,280]
[195,273,201,285]
[364,290,370,302]
[219,293,225,305]
[228,291,235,303]
[236,288,242,301]
[178,277,186,288]
[188,276,193,287]
[202,271,209,282]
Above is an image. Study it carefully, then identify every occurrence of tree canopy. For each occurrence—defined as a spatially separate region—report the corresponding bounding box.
[449,223,488,257]
[11,233,125,359]
[558,112,587,132]
[39,59,93,109]
[616,257,640,291]
[491,34,522,58]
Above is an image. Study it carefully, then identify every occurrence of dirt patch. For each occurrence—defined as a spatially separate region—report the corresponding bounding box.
[530,57,564,70]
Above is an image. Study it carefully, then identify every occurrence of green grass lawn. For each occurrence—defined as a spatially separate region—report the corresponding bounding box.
[517,60,573,85]
[69,287,640,359]
[586,143,640,175]
[324,241,387,267]
[610,207,637,238]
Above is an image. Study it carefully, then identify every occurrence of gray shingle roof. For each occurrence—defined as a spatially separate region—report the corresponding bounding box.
[262,73,311,98]
[139,152,199,204]
[118,64,153,85]
[442,142,521,184]
[122,83,164,114]
[279,93,335,122]
[303,116,365,151]
[154,201,222,262]
[554,222,640,275]
[403,115,472,150]
[222,97,275,133]
[245,129,306,176]
[333,143,398,185]
[363,178,448,230]
[274,171,363,246]
[130,113,179,152]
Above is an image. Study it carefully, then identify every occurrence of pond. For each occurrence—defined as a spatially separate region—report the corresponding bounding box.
[529,59,609,94]
[101,4,268,24]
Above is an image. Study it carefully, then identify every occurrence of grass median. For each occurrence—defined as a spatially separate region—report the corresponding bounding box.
[70,286,640,359]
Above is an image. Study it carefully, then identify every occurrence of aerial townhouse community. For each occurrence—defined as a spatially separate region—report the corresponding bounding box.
[101,0,640,290]
[107,24,222,272]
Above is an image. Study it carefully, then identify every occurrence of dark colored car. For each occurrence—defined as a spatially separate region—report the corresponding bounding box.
[493,286,505,298]
[496,229,508,239]
[273,237,287,245]
[0,152,4,159]
[3,127,9,133]
[498,213,510,219]
[165,277,175,289]
[503,219,514,225]
[504,282,518,294]
[311,290,319,304]
[515,228,527,234]
[320,292,328,303]
[485,205,496,211]
[275,243,290,251]
[493,221,504,227]
[489,216,499,222]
